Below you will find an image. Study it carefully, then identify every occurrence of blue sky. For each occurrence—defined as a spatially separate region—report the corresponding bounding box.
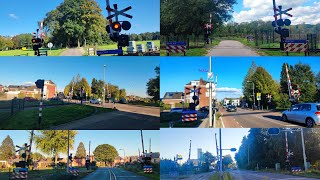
[160,57,320,100]
[0,130,159,158]
[0,0,159,36]
[160,128,250,162]
[232,0,320,24]
[0,57,159,97]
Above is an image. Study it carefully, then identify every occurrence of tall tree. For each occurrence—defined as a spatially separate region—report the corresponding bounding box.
[242,61,257,106]
[31,152,45,161]
[44,0,106,47]
[75,142,86,159]
[147,66,160,101]
[93,144,118,166]
[0,135,15,161]
[34,130,77,165]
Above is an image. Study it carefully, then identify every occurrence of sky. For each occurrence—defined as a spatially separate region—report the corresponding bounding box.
[0,130,159,158]
[0,0,160,36]
[232,0,320,24]
[0,57,159,97]
[160,128,250,163]
[160,56,320,100]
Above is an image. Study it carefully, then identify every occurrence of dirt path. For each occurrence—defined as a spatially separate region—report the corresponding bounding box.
[60,48,84,56]
[207,40,259,56]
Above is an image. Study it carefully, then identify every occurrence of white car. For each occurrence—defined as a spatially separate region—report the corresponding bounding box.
[90,98,101,104]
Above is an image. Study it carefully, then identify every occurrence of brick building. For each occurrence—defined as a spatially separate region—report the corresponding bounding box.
[184,78,213,108]
[162,92,184,108]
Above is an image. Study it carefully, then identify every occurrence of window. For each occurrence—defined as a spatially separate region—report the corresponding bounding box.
[301,104,311,111]
[317,105,320,111]
[292,105,301,111]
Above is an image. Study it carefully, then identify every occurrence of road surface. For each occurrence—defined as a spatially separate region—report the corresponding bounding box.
[50,110,159,130]
[183,172,215,180]
[207,40,259,56]
[231,170,319,180]
[220,108,304,128]
[60,48,84,56]
[82,167,150,180]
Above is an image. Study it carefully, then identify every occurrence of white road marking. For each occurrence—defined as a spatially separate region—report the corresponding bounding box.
[221,117,225,128]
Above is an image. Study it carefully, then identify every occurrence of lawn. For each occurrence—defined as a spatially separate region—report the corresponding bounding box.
[87,40,160,56]
[128,101,160,107]
[0,104,115,129]
[0,48,66,56]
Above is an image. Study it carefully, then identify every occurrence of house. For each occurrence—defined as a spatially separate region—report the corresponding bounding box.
[72,155,95,167]
[4,80,57,100]
[223,98,240,106]
[184,78,216,108]
[162,92,184,108]
[0,84,4,92]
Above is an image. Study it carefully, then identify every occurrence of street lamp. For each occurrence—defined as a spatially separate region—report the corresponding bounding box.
[218,129,236,180]
[103,65,106,107]
[247,81,255,110]
[119,149,126,163]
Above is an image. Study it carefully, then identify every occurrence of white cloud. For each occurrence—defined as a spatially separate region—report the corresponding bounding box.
[8,13,19,20]
[216,87,242,93]
[233,0,320,24]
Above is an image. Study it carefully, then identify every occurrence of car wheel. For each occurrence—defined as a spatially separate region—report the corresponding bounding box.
[282,115,288,122]
[306,118,314,128]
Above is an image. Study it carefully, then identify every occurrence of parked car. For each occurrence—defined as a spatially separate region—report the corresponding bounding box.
[118,98,127,104]
[49,97,62,101]
[24,97,37,102]
[223,104,228,109]
[90,98,101,104]
[199,106,219,112]
[170,108,183,113]
[282,103,320,127]
[227,105,237,112]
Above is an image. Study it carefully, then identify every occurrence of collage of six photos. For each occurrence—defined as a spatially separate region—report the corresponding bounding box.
[0,0,320,179]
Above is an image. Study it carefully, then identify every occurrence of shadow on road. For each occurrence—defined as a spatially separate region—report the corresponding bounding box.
[222,111,270,117]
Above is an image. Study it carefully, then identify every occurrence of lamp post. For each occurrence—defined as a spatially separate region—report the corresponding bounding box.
[103,65,106,107]
[119,149,126,165]
[247,81,255,110]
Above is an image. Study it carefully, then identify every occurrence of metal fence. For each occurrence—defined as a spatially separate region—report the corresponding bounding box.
[161,34,206,49]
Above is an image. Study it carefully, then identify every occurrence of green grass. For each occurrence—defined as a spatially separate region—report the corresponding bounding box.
[0,48,66,56]
[0,100,69,109]
[128,101,160,107]
[160,112,201,128]
[210,172,234,180]
[257,169,320,179]
[123,167,160,180]
[0,104,115,129]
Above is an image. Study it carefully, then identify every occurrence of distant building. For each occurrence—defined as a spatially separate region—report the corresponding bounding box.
[0,84,4,92]
[162,92,184,108]
[197,148,203,161]
[224,98,240,106]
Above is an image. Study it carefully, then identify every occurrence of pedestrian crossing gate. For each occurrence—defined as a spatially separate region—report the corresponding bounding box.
[10,168,28,179]
[182,110,197,122]
[284,40,308,54]
[143,165,153,173]
[166,42,186,56]
[69,167,79,176]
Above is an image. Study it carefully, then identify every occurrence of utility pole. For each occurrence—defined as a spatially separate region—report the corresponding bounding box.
[89,140,91,161]
[219,129,223,180]
[141,130,145,155]
[103,65,106,107]
[67,130,70,174]
[149,138,151,153]
[209,57,213,127]
[301,128,308,171]
[27,130,34,164]
[188,140,192,162]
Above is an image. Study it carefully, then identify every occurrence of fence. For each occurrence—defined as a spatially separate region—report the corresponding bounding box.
[161,34,207,49]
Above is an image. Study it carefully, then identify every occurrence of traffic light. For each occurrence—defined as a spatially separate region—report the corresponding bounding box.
[281,28,289,38]
[111,22,122,32]
[122,21,131,31]
[35,79,45,89]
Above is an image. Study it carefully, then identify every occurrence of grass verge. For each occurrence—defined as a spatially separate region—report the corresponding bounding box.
[0,48,66,56]
[0,104,115,129]
[210,172,234,180]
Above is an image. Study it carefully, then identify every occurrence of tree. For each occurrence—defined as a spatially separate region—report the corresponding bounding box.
[34,130,77,165]
[242,61,257,107]
[201,151,216,172]
[223,154,233,169]
[147,66,160,101]
[0,135,15,161]
[91,78,104,98]
[93,144,118,166]
[75,142,86,159]
[31,152,45,161]
[119,89,127,99]
[44,0,106,47]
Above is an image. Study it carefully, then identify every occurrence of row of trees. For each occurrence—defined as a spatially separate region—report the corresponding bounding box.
[242,61,320,109]
[213,21,320,37]
[235,128,320,170]
[160,0,236,44]
[129,32,160,41]
[63,74,127,101]
[0,131,119,167]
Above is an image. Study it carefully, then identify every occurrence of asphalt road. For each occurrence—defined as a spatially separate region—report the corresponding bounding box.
[207,40,259,56]
[60,48,84,56]
[220,108,304,128]
[82,167,150,180]
[231,170,319,180]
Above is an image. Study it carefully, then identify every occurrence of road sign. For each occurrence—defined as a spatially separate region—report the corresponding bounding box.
[166,42,186,55]
[182,110,197,122]
[107,4,132,19]
[47,42,53,49]
[230,148,237,152]
[284,40,308,53]
[176,154,183,160]
[97,49,123,56]
[257,93,261,100]
[207,72,214,81]
[268,128,280,135]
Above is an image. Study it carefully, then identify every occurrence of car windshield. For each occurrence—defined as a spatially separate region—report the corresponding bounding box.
[317,105,320,111]
[229,106,235,108]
